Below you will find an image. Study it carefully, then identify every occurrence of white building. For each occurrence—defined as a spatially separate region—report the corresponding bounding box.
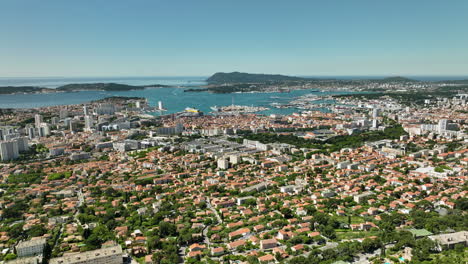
[34,114,43,128]
[69,120,78,132]
[429,231,468,250]
[16,238,47,258]
[49,245,123,264]
[156,123,183,135]
[27,126,35,139]
[0,140,20,161]
[49,147,65,157]
[59,108,68,119]
[280,185,297,193]
[84,115,94,131]
[38,123,51,137]
[96,103,116,115]
[336,161,350,169]
[15,137,29,152]
[217,158,229,169]
[51,117,59,125]
[83,105,89,116]
[113,142,130,152]
[229,155,241,164]
[354,192,374,204]
[438,119,448,133]
[372,107,380,119]
[69,152,90,161]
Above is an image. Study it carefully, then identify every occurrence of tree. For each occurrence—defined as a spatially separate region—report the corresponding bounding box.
[304,205,317,215]
[454,197,468,210]
[84,224,113,250]
[244,198,257,207]
[394,231,415,250]
[320,225,336,239]
[313,212,330,226]
[281,207,294,219]
[321,248,338,261]
[412,238,436,262]
[4,253,17,261]
[159,221,177,237]
[288,256,308,264]
[306,253,322,264]
[27,224,47,237]
[3,200,28,219]
[147,236,161,251]
[9,223,25,238]
[152,251,165,264]
[362,238,381,253]
[336,242,360,261]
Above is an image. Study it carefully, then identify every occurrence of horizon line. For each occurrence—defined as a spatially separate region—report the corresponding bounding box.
[1,74,468,79]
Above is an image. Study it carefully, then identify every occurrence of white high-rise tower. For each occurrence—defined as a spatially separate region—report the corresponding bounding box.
[34,114,43,128]
[438,119,448,132]
[83,105,89,116]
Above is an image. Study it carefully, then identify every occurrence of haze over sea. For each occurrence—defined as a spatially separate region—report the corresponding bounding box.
[0,75,467,114]
[1,75,468,88]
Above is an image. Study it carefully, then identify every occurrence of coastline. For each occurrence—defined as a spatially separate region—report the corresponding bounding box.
[0,87,351,117]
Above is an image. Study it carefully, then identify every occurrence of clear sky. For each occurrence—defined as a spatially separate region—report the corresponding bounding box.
[1,0,467,77]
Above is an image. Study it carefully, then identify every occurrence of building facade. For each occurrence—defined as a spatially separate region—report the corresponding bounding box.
[16,238,47,258]
[49,245,123,264]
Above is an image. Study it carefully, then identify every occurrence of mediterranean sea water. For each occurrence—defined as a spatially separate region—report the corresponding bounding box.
[0,76,350,115]
[1,75,464,115]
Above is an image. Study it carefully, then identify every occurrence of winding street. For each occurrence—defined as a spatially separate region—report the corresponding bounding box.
[206,197,223,224]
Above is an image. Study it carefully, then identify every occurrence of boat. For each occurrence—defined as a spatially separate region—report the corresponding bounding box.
[185,107,201,113]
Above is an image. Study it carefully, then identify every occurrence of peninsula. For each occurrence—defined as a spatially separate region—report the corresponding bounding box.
[183,72,468,94]
[0,83,172,95]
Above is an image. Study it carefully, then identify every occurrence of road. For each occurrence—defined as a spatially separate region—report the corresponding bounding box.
[77,188,84,207]
[202,225,211,248]
[74,188,84,226]
[178,246,187,264]
[206,197,223,224]
[51,224,64,253]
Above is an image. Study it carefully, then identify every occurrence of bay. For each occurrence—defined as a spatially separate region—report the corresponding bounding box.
[0,76,357,115]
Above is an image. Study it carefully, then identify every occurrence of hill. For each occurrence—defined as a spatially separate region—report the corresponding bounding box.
[0,83,173,94]
[436,79,468,84]
[379,76,418,82]
[0,86,52,94]
[56,83,147,92]
[206,72,308,84]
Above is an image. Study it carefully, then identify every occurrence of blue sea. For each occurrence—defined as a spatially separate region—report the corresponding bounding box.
[0,76,342,115]
[0,76,207,88]
[0,76,465,115]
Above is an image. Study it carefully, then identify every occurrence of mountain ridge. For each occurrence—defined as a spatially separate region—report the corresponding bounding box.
[206,72,422,84]
[206,72,310,84]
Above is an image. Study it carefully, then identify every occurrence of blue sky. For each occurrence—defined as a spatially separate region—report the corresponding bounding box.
[1,0,467,77]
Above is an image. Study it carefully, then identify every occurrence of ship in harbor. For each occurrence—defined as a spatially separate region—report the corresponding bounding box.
[169,107,204,117]
[185,107,201,113]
